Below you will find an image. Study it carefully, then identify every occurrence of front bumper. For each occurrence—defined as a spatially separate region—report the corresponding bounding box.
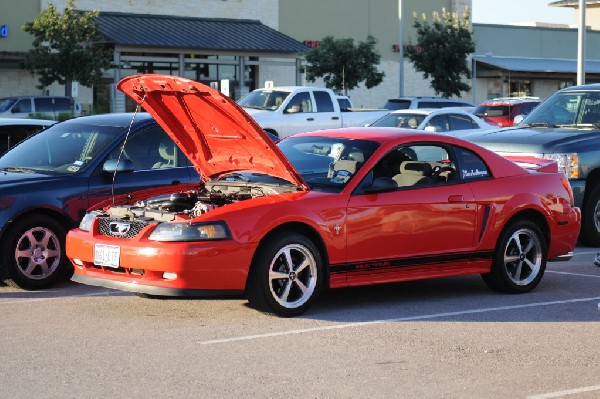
[66,227,256,295]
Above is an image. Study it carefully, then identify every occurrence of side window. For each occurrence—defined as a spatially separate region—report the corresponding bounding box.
[0,125,44,153]
[110,127,185,171]
[12,99,32,113]
[456,147,490,181]
[426,115,450,132]
[34,98,55,113]
[418,101,442,108]
[371,143,457,188]
[285,92,312,113]
[313,91,334,112]
[448,114,477,130]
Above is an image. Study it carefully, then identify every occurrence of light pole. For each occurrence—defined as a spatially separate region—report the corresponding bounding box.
[398,0,404,96]
[577,0,586,85]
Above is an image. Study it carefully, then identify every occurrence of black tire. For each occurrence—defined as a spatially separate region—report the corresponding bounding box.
[246,232,324,317]
[580,184,600,246]
[0,215,70,290]
[482,219,547,293]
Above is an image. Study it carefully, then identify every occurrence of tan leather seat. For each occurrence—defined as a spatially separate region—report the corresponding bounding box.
[393,161,433,187]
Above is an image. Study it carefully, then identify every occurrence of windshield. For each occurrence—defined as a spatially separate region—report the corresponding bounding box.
[522,90,600,127]
[0,121,122,175]
[237,90,291,111]
[0,98,17,112]
[370,113,426,128]
[277,136,380,193]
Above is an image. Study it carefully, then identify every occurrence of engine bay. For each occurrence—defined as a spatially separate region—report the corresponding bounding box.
[101,179,299,223]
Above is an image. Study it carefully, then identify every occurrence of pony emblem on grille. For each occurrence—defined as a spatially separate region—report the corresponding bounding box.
[109,221,131,236]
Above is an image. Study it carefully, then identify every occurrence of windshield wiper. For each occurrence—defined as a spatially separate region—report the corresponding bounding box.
[556,123,600,129]
[0,167,37,174]
[520,122,557,128]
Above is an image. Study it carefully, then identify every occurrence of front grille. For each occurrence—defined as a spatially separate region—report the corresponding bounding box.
[98,218,148,239]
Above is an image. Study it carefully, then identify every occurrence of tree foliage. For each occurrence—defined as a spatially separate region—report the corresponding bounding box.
[405,8,475,98]
[304,36,385,94]
[22,0,112,95]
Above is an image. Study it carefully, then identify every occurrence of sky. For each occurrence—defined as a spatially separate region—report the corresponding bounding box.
[471,0,575,25]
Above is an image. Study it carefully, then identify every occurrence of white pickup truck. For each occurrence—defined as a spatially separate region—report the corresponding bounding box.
[237,86,389,138]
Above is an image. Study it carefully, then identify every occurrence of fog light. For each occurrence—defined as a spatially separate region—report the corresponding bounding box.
[163,272,177,280]
[72,259,84,268]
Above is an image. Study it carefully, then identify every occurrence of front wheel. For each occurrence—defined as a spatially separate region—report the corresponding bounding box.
[580,185,600,246]
[246,232,324,317]
[0,215,70,290]
[482,219,547,293]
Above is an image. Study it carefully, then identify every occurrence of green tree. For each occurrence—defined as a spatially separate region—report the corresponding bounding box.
[304,36,384,95]
[405,8,475,98]
[22,0,112,97]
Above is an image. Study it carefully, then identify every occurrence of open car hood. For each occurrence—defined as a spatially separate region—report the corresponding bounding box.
[117,74,306,187]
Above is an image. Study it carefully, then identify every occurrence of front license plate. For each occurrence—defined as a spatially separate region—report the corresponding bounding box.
[94,244,121,268]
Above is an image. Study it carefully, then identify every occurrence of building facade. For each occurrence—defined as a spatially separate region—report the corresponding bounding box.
[1,0,599,112]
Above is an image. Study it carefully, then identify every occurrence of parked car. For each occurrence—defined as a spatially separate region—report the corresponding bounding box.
[383,97,474,110]
[0,118,55,153]
[369,108,494,137]
[474,97,541,128]
[0,113,199,290]
[0,96,82,120]
[238,86,389,138]
[464,84,600,245]
[67,74,580,317]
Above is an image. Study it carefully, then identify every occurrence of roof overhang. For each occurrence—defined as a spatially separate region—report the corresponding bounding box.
[473,55,600,74]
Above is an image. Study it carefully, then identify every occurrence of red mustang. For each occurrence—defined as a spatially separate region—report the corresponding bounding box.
[67,74,581,317]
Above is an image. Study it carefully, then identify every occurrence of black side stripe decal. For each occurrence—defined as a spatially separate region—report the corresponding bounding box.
[479,205,491,242]
[330,250,494,275]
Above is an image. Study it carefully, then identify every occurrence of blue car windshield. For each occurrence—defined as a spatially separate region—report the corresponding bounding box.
[277,136,380,193]
[0,98,17,112]
[0,121,122,175]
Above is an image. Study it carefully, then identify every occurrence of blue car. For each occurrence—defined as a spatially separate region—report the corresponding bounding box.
[0,113,198,289]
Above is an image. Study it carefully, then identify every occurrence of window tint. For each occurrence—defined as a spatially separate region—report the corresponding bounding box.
[34,97,72,113]
[426,115,450,132]
[474,105,509,117]
[418,101,444,109]
[384,99,411,110]
[285,92,312,113]
[110,127,185,171]
[13,99,32,113]
[314,91,334,112]
[456,147,489,180]
[337,98,352,112]
[448,114,476,130]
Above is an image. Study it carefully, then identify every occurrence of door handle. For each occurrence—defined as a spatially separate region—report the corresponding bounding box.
[332,116,340,120]
[448,195,464,202]
[307,118,314,121]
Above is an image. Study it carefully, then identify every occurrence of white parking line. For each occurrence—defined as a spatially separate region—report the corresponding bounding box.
[198,296,600,345]
[526,384,600,398]
[0,291,126,304]
[547,270,600,278]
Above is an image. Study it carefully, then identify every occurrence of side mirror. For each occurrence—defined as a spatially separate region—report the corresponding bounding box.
[513,115,525,125]
[363,177,397,194]
[424,125,437,132]
[103,159,135,174]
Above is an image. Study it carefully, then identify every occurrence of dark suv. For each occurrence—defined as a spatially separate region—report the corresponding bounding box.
[0,113,198,290]
[474,97,541,128]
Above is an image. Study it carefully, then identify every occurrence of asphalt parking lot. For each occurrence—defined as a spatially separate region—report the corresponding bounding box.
[1,247,599,398]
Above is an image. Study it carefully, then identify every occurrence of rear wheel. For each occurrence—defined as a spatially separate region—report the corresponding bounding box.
[1,215,70,290]
[482,219,547,293]
[246,232,323,317]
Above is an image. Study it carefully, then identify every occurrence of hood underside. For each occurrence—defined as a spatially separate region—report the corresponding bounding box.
[117,74,305,187]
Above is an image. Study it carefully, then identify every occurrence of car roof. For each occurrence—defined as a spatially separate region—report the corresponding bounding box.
[561,83,600,91]
[59,112,154,127]
[480,98,541,105]
[0,118,56,126]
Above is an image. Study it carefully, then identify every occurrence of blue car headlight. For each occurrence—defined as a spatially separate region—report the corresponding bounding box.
[149,221,231,242]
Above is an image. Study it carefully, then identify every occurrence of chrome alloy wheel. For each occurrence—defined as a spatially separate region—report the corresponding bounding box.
[502,228,543,286]
[15,226,62,281]
[268,243,318,309]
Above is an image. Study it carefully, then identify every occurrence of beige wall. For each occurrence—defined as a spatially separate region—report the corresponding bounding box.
[0,0,40,51]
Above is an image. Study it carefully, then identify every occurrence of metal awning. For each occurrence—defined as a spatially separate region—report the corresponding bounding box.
[95,12,308,54]
[473,55,600,74]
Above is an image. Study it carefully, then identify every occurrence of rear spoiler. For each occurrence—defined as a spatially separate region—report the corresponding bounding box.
[504,156,558,173]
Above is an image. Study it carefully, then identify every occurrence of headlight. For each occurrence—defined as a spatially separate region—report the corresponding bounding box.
[79,212,100,232]
[543,153,579,179]
[149,221,231,242]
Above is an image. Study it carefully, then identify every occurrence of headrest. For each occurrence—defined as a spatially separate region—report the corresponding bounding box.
[348,150,364,163]
[400,161,432,176]
[333,160,359,173]
[158,142,176,160]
